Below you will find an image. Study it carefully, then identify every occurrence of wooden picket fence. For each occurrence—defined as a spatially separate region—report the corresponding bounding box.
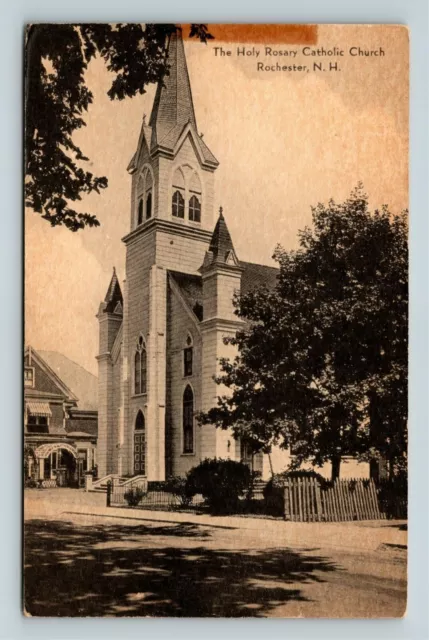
[283,477,385,522]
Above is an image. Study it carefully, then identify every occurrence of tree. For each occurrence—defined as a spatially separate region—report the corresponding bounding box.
[25,23,212,231]
[199,187,408,481]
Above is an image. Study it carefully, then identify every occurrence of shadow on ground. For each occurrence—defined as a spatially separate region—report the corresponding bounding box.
[24,518,339,617]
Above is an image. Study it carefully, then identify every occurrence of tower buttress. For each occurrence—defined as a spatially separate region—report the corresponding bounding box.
[120,28,220,481]
[200,210,244,459]
[96,268,123,477]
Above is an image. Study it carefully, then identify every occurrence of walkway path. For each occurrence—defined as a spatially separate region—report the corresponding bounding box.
[25,488,407,553]
[24,489,407,618]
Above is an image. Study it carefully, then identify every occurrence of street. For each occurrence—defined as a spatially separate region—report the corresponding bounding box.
[24,489,407,618]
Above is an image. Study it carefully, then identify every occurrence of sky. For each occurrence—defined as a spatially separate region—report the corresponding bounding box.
[25,24,408,374]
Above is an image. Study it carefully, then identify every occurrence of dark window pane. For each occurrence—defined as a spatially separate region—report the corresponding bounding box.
[138,199,143,225]
[184,347,193,377]
[146,192,152,219]
[172,190,185,219]
[188,195,201,222]
[141,348,147,394]
[134,352,141,395]
[183,385,194,453]
[135,410,145,431]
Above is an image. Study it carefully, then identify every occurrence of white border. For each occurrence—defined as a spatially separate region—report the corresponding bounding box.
[3,2,428,638]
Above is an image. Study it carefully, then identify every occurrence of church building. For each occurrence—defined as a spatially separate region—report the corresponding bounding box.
[97,28,369,482]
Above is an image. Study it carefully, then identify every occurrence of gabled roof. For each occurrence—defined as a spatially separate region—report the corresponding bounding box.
[37,350,98,412]
[168,260,278,323]
[240,261,279,293]
[168,271,203,318]
[127,121,153,172]
[25,346,78,404]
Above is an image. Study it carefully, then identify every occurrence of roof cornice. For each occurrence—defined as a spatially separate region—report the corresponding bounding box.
[122,217,212,247]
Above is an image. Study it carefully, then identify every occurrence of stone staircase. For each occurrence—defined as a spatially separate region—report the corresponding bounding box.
[88,474,147,493]
[250,479,267,500]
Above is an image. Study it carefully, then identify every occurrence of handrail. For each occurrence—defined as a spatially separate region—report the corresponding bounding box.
[92,473,121,488]
[119,475,147,487]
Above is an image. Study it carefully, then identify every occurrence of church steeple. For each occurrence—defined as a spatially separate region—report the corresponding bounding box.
[102,267,123,315]
[127,26,218,170]
[201,208,239,270]
[209,208,238,264]
[149,27,197,145]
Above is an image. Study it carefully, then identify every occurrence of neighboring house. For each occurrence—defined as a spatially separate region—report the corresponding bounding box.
[97,28,370,482]
[24,346,98,487]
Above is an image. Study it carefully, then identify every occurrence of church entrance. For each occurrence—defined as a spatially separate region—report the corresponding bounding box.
[240,440,264,476]
[134,411,146,475]
[240,441,254,471]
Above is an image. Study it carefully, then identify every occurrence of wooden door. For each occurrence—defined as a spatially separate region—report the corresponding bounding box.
[134,432,146,475]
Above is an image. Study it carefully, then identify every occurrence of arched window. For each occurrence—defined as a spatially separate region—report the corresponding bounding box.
[138,199,144,225]
[136,168,153,227]
[146,192,152,219]
[140,346,147,394]
[189,171,202,222]
[135,410,145,430]
[134,351,141,395]
[188,195,201,223]
[172,190,185,219]
[134,336,147,395]
[172,168,185,219]
[137,174,145,197]
[145,170,153,219]
[134,410,146,475]
[184,333,193,377]
[183,385,194,454]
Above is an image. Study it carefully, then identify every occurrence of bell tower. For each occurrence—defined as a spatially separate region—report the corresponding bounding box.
[121,26,219,480]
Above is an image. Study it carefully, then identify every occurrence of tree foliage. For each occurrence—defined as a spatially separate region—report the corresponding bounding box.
[25,23,213,231]
[199,187,408,480]
[186,458,251,514]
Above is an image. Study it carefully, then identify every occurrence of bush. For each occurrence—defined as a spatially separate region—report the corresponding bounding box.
[263,469,329,516]
[124,486,146,507]
[165,475,196,507]
[24,477,38,489]
[376,476,408,519]
[186,458,251,514]
[147,481,168,492]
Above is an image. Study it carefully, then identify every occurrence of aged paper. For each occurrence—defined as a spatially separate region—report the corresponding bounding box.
[24,24,408,617]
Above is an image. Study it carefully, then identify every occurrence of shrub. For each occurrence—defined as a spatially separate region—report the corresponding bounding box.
[165,475,196,507]
[376,476,408,519]
[263,469,329,516]
[124,486,146,507]
[186,458,251,514]
[148,481,168,492]
[24,478,38,489]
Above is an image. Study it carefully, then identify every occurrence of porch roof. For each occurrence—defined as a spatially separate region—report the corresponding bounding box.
[34,442,78,460]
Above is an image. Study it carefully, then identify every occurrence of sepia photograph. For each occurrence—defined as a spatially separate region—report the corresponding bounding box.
[24,23,408,618]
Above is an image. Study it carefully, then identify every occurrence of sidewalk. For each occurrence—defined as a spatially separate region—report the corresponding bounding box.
[63,501,407,553]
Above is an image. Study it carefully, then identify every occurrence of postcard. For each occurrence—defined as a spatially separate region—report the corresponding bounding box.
[24,23,408,617]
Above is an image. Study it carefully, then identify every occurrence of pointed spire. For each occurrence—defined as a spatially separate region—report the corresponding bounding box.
[149,27,197,144]
[103,267,123,314]
[209,208,237,263]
